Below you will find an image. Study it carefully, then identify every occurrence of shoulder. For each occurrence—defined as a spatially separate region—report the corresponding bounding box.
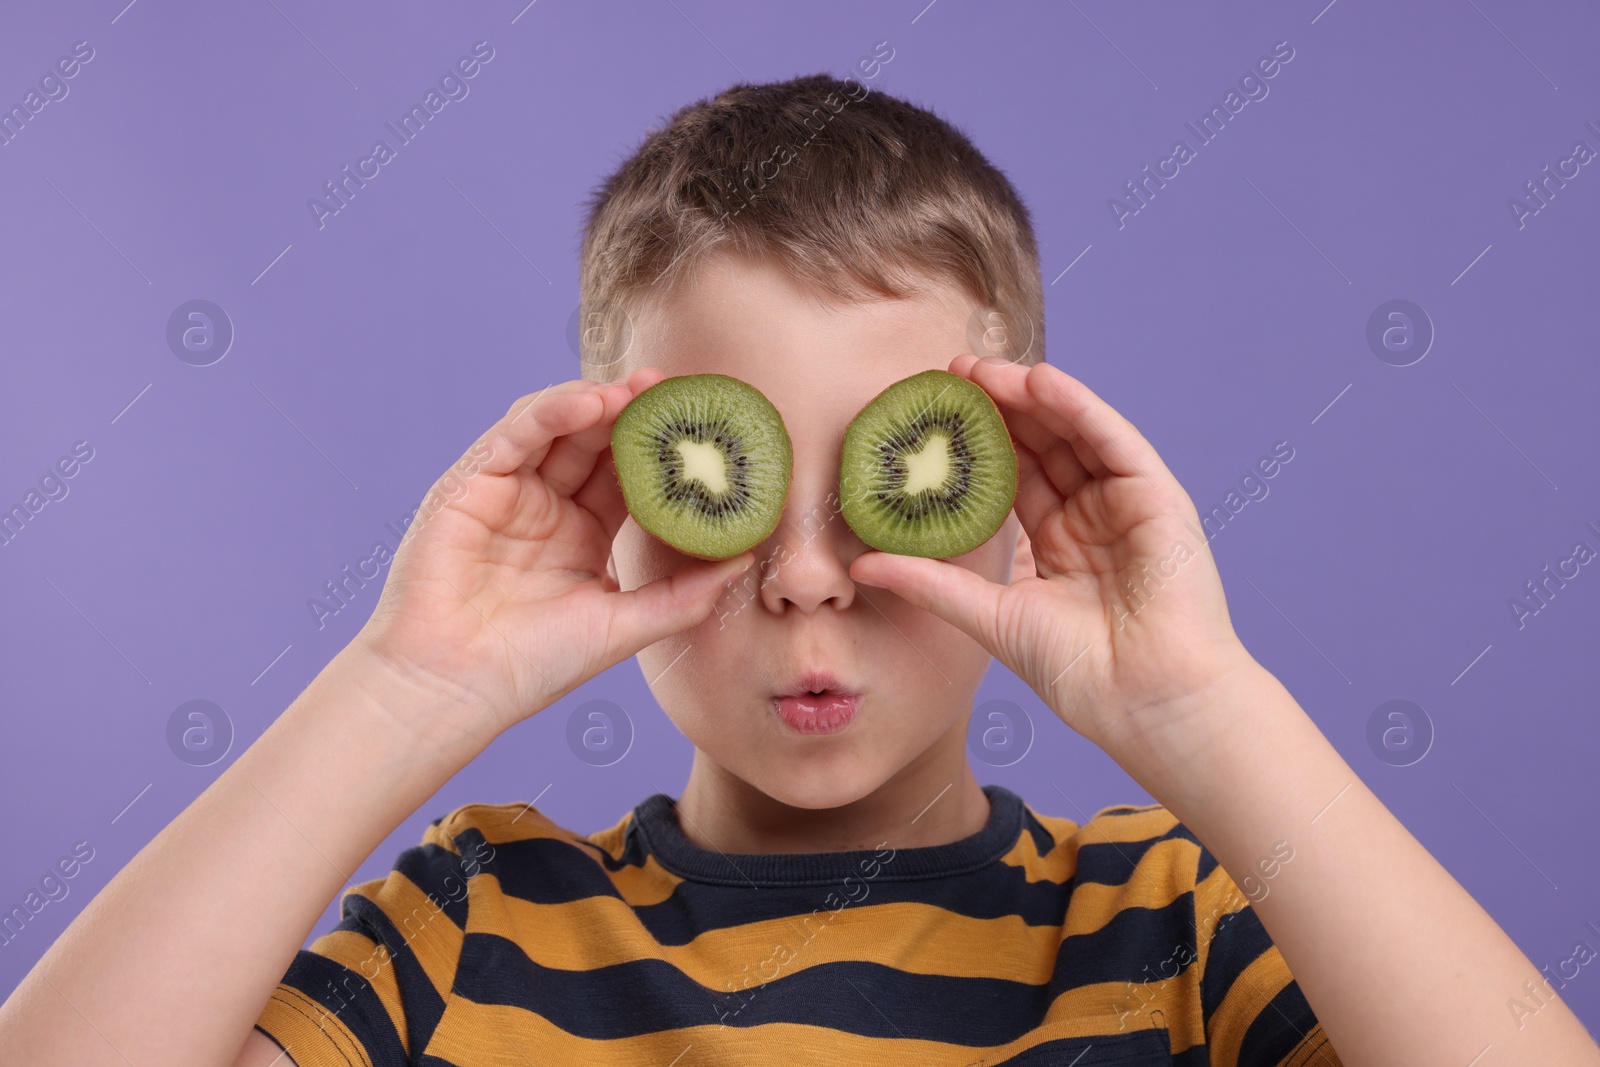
[1017,797,1203,881]
[423,799,583,854]
[417,798,644,885]
[426,797,636,850]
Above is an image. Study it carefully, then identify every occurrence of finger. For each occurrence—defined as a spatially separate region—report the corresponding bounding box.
[954,356,1063,454]
[995,404,1059,457]
[539,380,638,498]
[573,446,630,545]
[605,553,757,657]
[1012,442,1063,538]
[961,357,1146,480]
[952,352,1023,391]
[626,366,669,391]
[961,357,1097,498]
[849,551,1004,654]
[948,352,981,376]
[1023,363,1172,483]
[541,369,665,496]
[476,381,607,478]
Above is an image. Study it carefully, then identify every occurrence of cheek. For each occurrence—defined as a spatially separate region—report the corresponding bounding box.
[613,518,675,590]
[954,520,1017,584]
[615,518,739,668]
[869,542,1005,699]
[871,588,991,693]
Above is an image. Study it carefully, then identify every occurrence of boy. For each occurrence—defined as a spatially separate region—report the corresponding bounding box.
[3,73,1597,1067]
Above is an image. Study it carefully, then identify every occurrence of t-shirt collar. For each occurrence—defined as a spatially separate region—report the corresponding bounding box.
[629,783,1025,887]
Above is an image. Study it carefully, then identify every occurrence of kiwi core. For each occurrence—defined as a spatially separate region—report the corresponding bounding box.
[901,432,953,494]
[676,438,731,494]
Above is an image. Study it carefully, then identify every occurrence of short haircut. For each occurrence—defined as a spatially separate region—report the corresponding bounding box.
[575,72,1044,381]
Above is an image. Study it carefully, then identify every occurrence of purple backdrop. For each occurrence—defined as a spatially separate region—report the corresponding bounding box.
[3,0,1598,1034]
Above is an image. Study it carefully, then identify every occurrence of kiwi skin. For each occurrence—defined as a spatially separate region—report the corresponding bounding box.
[609,373,792,563]
[839,368,1019,560]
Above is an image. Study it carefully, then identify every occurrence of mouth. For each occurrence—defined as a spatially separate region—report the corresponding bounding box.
[772,671,861,736]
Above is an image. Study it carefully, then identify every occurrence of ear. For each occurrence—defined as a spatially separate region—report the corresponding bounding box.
[1010,514,1037,583]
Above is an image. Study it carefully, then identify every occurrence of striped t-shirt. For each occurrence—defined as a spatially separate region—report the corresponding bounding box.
[254,783,1340,1066]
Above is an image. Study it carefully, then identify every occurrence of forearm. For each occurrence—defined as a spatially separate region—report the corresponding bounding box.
[0,639,483,1067]
[1110,655,1600,1067]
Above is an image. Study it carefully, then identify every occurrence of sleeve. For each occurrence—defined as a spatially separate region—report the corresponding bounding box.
[1191,841,1343,1067]
[253,808,486,1067]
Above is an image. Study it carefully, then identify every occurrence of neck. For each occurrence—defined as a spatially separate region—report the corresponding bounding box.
[673,744,992,855]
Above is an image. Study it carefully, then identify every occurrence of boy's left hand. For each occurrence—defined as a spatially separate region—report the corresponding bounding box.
[850,354,1257,761]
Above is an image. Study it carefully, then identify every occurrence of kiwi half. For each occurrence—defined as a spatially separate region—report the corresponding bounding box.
[610,373,792,561]
[839,369,1017,558]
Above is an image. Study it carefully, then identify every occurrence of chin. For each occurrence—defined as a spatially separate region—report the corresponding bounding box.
[742,754,889,812]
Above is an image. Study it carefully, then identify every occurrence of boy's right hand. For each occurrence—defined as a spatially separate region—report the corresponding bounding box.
[349,369,756,758]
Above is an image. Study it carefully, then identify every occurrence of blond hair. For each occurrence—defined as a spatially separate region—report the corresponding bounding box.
[575,72,1044,380]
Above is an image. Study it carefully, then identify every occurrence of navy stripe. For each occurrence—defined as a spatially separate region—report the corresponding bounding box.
[1172,1037,1211,1067]
[471,805,1190,904]
[1020,808,1057,859]
[1236,979,1322,1067]
[406,998,1179,1067]
[632,785,1026,885]
[340,894,449,1054]
[413,1028,1182,1067]
[1049,891,1199,996]
[454,930,1051,1044]
[485,835,1076,938]
[467,835,621,904]
[1199,898,1275,1025]
[1075,819,1201,887]
[452,890,1206,1048]
[273,948,410,1066]
[389,843,472,928]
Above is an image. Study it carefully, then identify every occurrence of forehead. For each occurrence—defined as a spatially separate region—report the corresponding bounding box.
[624,249,978,421]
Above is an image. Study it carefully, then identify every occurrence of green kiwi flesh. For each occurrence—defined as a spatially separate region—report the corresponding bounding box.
[611,373,793,561]
[839,369,1018,558]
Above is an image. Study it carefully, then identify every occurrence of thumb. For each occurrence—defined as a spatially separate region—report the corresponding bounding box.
[607,553,757,654]
[850,551,1003,652]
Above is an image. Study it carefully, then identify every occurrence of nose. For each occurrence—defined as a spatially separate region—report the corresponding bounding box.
[756,482,860,615]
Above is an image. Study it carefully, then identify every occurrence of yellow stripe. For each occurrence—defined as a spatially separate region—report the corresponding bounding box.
[438,804,690,908]
[300,931,411,1057]
[1207,945,1296,1067]
[1059,971,1209,1056]
[1080,806,1179,843]
[1280,1022,1343,1066]
[448,819,1200,995]
[420,987,1166,1067]
[297,862,469,1042]
[997,815,1077,882]
[1193,861,1255,981]
[256,984,375,1067]
[453,801,615,847]
[487,885,1064,984]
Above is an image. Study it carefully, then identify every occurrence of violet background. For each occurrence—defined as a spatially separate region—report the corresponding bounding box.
[3,0,1598,1036]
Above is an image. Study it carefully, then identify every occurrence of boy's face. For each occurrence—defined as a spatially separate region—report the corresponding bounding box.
[608,249,1029,812]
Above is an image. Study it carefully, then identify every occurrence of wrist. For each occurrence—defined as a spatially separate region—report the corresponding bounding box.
[1093,642,1277,790]
[315,632,499,772]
